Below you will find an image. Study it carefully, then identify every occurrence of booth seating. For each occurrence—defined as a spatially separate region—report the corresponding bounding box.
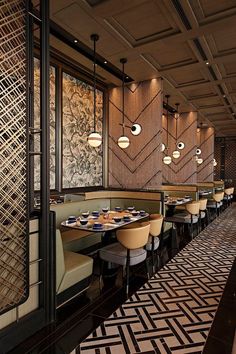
[56,230,93,307]
[197,182,215,200]
[50,190,163,253]
[207,192,224,218]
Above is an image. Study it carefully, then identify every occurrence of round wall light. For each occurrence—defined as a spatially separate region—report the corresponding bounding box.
[173,150,180,159]
[88,132,102,147]
[177,142,185,150]
[161,143,166,152]
[196,148,201,155]
[131,123,142,136]
[118,135,130,149]
[213,158,217,166]
[163,156,172,165]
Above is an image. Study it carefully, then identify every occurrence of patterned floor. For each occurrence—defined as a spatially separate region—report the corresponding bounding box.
[78,206,236,354]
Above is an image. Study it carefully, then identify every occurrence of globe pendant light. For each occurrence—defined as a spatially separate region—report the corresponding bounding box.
[118,58,130,149]
[163,95,172,165]
[131,123,142,136]
[173,103,181,159]
[161,143,166,152]
[88,34,102,148]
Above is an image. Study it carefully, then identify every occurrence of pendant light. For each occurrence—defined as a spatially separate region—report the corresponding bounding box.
[88,34,102,148]
[173,103,180,159]
[163,95,172,165]
[131,123,142,136]
[196,123,204,164]
[118,58,130,149]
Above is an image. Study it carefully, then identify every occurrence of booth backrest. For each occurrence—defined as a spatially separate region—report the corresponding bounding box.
[197,182,214,199]
[56,229,65,292]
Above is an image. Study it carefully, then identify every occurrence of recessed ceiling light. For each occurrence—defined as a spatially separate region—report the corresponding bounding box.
[126,76,129,79]
[206,61,209,65]
[74,39,78,43]
[104,60,107,64]
[223,94,226,98]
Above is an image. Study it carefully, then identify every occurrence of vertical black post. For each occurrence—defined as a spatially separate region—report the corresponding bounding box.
[220,138,225,180]
[40,0,55,323]
[55,66,62,192]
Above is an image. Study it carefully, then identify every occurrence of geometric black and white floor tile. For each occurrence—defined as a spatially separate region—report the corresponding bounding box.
[78,206,236,354]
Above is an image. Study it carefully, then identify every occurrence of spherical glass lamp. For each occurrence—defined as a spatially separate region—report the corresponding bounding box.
[118,135,130,149]
[173,150,180,159]
[88,132,102,147]
[161,143,166,152]
[213,159,217,166]
[197,158,203,164]
[131,123,142,136]
[163,156,172,165]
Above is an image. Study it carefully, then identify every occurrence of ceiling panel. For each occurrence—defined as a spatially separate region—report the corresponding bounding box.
[189,0,236,22]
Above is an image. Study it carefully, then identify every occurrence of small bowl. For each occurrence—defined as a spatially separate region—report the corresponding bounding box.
[185,195,190,199]
[82,211,89,218]
[123,215,131,222]
[92,211,100,216]
[113,216,122,223]
[139,210,146,216]
[93,222,102,229]
[131,210,139,216]
[177,198,183,202]
[127,206,135,212]
[115,206,122,212]
[80,219,88,226]
[102,207,109,213]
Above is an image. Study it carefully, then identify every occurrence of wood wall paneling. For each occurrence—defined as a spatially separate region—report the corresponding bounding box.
[108,79,162,189]
[162,112,198,184]
[197,128,215,182]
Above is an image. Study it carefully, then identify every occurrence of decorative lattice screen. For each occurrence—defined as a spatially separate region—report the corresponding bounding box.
[0,0,28,314]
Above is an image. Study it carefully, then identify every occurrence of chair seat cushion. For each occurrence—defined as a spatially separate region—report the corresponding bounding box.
[100,243,147,266]
[207,201,222,208]
[146,236,160,251]
[57,252,93,294]
[165,213,198,224]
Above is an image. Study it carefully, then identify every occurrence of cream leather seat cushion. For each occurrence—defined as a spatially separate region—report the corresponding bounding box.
[58,252,93,294]
[146,236,160,251]
[100,243,147,266]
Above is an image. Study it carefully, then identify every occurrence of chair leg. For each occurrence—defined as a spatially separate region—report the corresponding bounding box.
[151,238,155,275]
[125,249,130,297]
[190,215,193,239]
[99,258,104,292]
[145,256,150,280]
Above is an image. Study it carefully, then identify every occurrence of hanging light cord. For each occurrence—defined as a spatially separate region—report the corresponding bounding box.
[93,36,96,132]
[166,96,169,152]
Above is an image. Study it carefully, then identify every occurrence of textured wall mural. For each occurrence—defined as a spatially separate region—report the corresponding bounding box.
[62,72,103,188]
[34,58,56,190]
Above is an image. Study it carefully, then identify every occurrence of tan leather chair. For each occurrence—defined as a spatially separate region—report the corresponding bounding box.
[207,192,224,218]
[56,230,93,306]
[99,224,150,296]
[145,215,163,274]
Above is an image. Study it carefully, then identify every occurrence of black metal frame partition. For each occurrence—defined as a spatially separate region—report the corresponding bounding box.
[0,1,55,352]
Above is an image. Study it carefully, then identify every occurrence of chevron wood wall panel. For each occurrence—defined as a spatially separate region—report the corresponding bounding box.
[197,128,214,182]
[108,79,162,189]
[162,112,197,184]
[0,0,28,315]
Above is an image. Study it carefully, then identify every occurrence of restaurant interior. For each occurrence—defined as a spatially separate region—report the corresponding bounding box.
[0,0,236,353]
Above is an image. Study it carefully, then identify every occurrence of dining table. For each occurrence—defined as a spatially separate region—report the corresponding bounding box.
[164,197,192,217]
[61,210,149,244]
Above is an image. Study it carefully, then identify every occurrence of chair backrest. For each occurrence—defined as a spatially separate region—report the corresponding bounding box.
[56,229,65,292]
[224,188,231,196]
[116,223,150,250]
[213,192,224,202]
[185,201,200,215]
[149,216,163,237]
[199,198,207,211]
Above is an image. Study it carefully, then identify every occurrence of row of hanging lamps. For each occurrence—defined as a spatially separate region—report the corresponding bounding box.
[87,34,102,148]
[163,95,172,165]
[196,124,203,164]
[172,103,181,159]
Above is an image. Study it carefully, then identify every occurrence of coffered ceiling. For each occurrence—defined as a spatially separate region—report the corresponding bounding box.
[39,0,236,136]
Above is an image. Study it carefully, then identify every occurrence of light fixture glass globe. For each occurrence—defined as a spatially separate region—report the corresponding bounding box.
[118,135,130,149]
[88,132,102,147]
[174,112,180,119]
[197,158,203,164]
[177,141,185,150]
[163,156,172,165]
[161,143,166,152]
[196,148,201,155]
[131,123,142,136]
[173,150,180,159]
[213,159,217,166]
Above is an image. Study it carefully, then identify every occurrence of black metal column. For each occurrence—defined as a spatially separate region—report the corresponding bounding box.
[40,0,56,323]
[220,138,226,180]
